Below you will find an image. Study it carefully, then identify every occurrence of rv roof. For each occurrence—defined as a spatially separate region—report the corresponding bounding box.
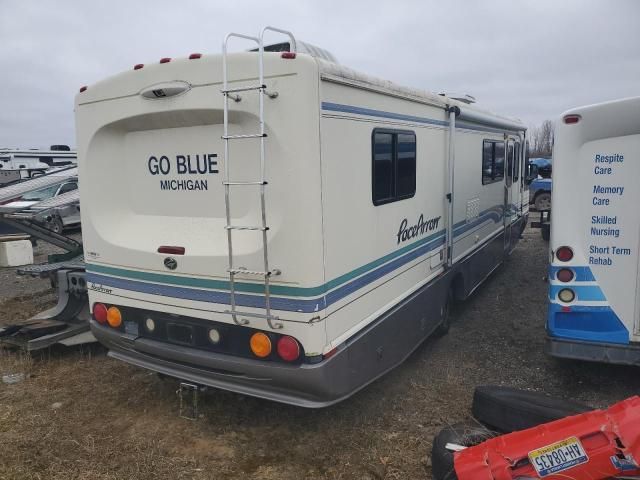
[317,59,524,128]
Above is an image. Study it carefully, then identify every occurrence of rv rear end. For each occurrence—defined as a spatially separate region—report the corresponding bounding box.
[76,52,337,406]
[547,96,640,365]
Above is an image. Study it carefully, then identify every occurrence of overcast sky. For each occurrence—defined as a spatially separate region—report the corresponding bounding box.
[1,0,638,148]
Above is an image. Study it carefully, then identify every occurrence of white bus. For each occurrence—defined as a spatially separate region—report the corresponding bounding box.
[76,27,528,407]
[547,96,640,365]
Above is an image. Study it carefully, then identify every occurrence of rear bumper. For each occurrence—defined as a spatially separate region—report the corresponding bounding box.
[546,336,640,366]
[91,320,351,408]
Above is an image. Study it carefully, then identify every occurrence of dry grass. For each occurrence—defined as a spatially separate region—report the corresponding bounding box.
[2,228,640,479]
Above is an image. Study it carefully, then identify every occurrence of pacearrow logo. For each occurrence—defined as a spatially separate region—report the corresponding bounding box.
[397,214,441,244]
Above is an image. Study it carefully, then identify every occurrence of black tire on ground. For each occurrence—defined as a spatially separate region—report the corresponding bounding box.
[431,422,496,480]
[541,224,550,241]
[471,386,591,433]
[433,288,453,336]
[534,192,551,211]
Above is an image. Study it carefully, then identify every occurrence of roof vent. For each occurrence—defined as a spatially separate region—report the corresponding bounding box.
[250,40,338,63]
[439,93,476,104]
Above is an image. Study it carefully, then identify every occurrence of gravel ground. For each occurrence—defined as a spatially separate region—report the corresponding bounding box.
[1,225,639,479]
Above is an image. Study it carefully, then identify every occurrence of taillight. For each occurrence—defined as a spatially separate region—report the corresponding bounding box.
[93,303,108,324]
[134,63,144,70]
[281,52,296,59]
[277,336,300,362]
[556,246,574,262]
[159,57,171,64]
[558,289,576,303]
[79,86,87,93]
[556,268,574,282]
[107,306,122,328]
[188,53,202,59]
[563,114,581,124]
[250,332,272,358]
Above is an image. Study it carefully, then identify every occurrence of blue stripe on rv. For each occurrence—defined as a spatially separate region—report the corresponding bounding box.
[86,205,517,312]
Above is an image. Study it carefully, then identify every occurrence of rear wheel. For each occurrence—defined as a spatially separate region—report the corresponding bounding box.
[48,217,64,234]
[534,192,551,211]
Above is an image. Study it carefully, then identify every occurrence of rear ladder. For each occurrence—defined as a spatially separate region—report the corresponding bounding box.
[221,26,297,330]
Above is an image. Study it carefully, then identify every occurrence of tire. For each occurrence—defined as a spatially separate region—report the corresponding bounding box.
[534,192,551,211]
[434,288,453,336]
[541,224,550,241]
[471,386,591,433]
[48,217,64,234]
[431,422,495,480]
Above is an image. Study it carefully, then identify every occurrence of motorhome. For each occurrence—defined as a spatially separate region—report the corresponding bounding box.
[77,27,528,407]
[0,146,77,186]
[547,96,640,366]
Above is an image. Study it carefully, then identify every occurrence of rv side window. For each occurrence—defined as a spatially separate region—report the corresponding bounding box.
[481,140,505,185]
[372,129,416,205]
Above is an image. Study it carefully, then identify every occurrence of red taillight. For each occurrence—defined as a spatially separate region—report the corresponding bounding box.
[281,52,296,59]
[159,57,171,64]
[134,63,144,70]
[93,303,108,324]
[556,246,574,262]
[277,336,300,362]
[563,114,581,124]
[188,53,202,59]
[79,86,87,93]
[556,268,574,282]
[157,246,185,255]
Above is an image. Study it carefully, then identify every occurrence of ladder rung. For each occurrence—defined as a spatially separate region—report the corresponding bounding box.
[223,181,268,186]
[222,84,266,94]
[225,225,268,231]
[228,268,281,276]
[222,133,267,140]
[224,310,280,321]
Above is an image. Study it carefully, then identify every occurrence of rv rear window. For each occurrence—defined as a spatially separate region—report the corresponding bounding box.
[482,140,505,185]
[372,129,416,205]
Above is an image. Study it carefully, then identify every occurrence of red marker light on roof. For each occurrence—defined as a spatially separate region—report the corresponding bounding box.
[158,246,185,255]
[563,114,581,124]
[189,53,202,59]
[79,86,87,93]
[134,63,144,70]
[281,52,296,59]
[159,57,171,64]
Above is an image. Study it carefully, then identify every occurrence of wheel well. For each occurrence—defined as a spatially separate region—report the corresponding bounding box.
[450,273,465,302]
[534,190,551,200]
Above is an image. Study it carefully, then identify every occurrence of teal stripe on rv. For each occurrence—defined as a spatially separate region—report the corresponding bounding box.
[86,205,510,299]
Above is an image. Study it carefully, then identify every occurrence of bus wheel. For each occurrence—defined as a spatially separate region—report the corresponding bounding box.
[434,289,453,336]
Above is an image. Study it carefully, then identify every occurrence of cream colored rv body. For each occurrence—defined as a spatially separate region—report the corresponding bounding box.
[77,30,528,406]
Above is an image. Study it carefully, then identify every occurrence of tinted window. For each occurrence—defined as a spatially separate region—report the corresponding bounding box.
[58,182,77,194]
[396,133,416,197]
[482,140,505,185]
[482,141,493,184]
[372,129,416,205]
[373,132,394,203]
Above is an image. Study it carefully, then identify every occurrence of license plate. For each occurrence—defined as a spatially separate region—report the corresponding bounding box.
[528,437,589,477]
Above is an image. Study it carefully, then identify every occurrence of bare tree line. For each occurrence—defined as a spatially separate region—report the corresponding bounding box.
[529,120,554,158]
